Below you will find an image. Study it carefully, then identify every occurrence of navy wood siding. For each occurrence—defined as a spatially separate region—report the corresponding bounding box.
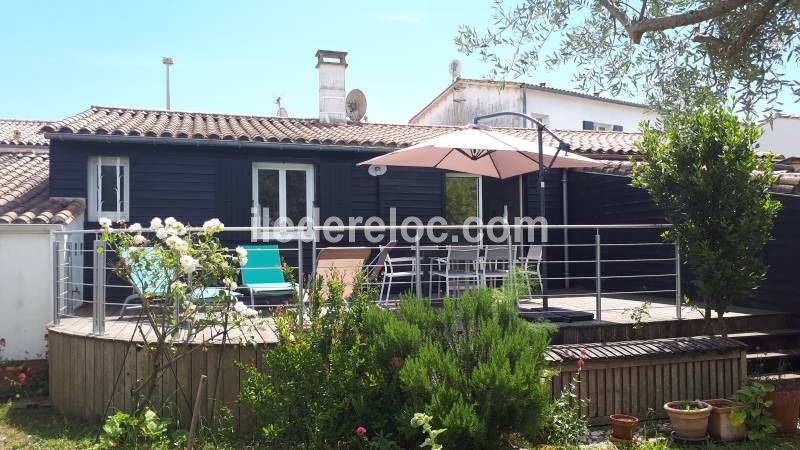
[567,171,800,313]
[526,170,565,288]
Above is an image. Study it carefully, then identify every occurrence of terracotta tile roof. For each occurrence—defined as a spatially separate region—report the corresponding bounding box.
[0,152,84,224]
[585,160,800,196]
[0,119,49,147]
[42,106,642,156]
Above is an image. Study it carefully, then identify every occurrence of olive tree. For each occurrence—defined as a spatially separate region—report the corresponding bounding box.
[456,0,799,115]
[630,100,782,335]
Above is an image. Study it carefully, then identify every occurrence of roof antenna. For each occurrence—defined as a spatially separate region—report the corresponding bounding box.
[275,96,288,117]
[162,57,174,110]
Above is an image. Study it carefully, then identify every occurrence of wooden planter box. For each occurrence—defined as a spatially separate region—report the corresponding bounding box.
[547,336,747,424]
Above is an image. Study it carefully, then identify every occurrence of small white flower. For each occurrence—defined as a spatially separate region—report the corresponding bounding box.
[235,246,248,258]
[128,223,142,233]
[164,217,176,226]
[223,277,238,290]
[202,218,224,233]
[127,246,143,256]
[243,308,258,318]
[233,301,247,313]
[169,221,187,236]
[179,255,199,274]
[165,235,188,252]
[98,217,112,229]
[155,228,169,240]
[133,234,147,245]
[150,217,163,229]
[171,280,187,291]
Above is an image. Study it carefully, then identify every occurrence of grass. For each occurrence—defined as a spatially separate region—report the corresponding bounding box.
[3,400,800,450]
[0,400,94,449]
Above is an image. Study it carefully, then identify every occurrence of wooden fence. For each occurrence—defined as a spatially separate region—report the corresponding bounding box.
[548,336,748,424]
[48,327,268,430]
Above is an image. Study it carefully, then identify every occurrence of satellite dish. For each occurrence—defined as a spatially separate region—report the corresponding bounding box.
[368,164,387,177]
[346,89,367,123]
[449,59,462,80]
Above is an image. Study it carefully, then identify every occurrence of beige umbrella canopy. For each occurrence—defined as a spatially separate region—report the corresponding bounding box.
[358,124,604,179]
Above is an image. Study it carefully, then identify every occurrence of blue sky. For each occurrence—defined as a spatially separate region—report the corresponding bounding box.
[1,1,797,123]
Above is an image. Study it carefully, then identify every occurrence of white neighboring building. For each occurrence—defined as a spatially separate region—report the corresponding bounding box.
[410,78,658,131]
[759,114,800,158]
[0,120,85,361]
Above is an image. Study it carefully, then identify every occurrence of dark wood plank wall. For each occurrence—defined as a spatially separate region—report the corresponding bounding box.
[568,171,800,313]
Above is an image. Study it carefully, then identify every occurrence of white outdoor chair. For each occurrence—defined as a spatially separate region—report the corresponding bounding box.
[482,245,516,287]
[379,254,417,305]
[519,245,544,299]
[429,246,481,297]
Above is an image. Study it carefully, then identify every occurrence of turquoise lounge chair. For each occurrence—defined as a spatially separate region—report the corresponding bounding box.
[240,244,294,306]
[118,247,239,318]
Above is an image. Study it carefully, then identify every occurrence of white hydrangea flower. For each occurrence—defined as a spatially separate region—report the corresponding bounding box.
[127,246,143,256]
[165,235,189,252]
[128,223,142,233]
[164,217,176,226]
[179,255,199,274]
[235,246,248,266]
[169,221,187,236]
[150,217,163,229]
[155,227,169,240]
[98,217,112,229]
[233,301,247,313]
[243,308,258,318]
[202,218,224,233]
[133,234,147,245]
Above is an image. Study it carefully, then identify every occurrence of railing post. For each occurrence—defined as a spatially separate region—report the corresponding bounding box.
[595,230,602,321]
[52,239,61,326]
[675,235,682,320]
[92,239,106,335]
[415,233,422,299]
[506,221,514,291]
[297,238,304,324]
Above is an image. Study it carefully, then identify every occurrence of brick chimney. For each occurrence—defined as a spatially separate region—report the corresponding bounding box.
[316,50,348,123]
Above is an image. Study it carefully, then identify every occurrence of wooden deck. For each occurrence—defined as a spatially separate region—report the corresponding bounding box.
[50,290,777,345]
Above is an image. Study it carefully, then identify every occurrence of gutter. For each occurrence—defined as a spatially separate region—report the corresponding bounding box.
[43,133,396,155]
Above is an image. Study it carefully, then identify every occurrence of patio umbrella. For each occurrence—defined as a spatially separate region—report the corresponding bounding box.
[357,124,604,179]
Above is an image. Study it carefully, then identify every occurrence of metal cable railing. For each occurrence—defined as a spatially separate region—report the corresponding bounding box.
[50,223,680,334]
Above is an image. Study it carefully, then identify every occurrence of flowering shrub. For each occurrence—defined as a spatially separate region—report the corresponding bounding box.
[543,349,590,447]
[99,217,262,412]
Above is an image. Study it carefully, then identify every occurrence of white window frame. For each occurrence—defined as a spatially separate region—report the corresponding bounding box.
[593,122,612,132]
[87,156,130,222]
[445,173,483,224]
[252,162,315,240]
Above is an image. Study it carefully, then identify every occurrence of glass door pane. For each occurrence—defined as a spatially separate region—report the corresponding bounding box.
[285,169,308,224]
[445,176,479,224]
[258,169,280,226]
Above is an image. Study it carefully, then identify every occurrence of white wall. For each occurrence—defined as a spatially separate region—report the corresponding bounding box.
[0,225,60,360]
[410,81,658,131]
[524,90,658,131]
[759,117,800,157]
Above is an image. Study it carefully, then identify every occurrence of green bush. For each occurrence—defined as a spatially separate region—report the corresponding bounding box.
[366,280,555,449]
[239,275,386,449]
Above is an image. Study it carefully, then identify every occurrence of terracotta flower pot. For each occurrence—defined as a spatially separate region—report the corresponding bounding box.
[664,400,712,439]
[609,414,639,441]
[767,390,800,436]
[703,399,745,442]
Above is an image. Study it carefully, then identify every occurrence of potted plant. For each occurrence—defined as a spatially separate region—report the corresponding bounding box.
[703,399,745,441]
[729,382,778,441]
[663,400,712,439]
[609,414,639,442]
[762,378,800,436]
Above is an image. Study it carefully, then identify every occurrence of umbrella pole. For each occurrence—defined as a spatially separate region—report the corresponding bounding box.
[537,126,548,309]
